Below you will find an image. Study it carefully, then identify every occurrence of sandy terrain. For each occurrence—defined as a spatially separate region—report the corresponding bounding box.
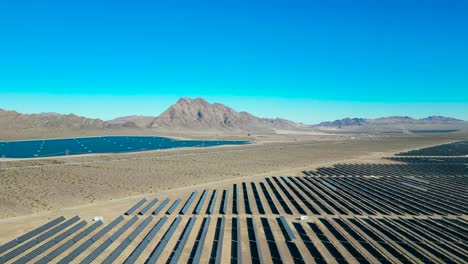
[0,131,467,263]
[0,132,464,221]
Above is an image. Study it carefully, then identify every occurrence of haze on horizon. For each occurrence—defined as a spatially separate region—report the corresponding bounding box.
[1,0,467,124]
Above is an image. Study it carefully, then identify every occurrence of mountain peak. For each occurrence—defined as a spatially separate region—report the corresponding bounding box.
[177,97,209,105]
[421,116,462,122]
[149,97,302,131]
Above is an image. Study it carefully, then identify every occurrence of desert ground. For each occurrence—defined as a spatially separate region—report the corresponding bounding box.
[1,130,466,242]
[0,131,468,263]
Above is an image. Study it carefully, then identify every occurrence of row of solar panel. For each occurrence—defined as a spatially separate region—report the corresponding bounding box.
[231,215,467,264]
[385,156,468,164]
[0,216,105,264]
[125,190,225,216]
[124,173,466,219]
[121,179,296,217]
[396,141,468,156]
[299,174,467,216]
[2,213,467,263]
[304,163,468,177]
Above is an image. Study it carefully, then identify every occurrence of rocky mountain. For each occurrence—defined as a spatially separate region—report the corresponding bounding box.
[106,115,155,128]
[420,116,463,122]
[149,98,304,132]
[0,109,107,130]
[4,99,462,133]
[0,98,304,133]
[317,116,464,128]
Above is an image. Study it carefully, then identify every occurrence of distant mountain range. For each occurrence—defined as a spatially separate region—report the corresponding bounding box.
[0,98,305,133]
[0,109,107,130]
[1,98,465,133]
[316,116,464,128]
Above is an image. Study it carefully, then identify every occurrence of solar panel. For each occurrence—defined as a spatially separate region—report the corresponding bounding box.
[57,216,124,264]
[109,216,138,241]
[246,218,263,263]
[180,191,199,215]
[57,240,93,264]
[53,220,86,242]
[36,216,80,243]
[230,217,242,264]
[13,240,56,264]
[72,220,103,242]
[307,222,348,263]
[220,189,228,214]
[193,189,209,214]
[35,221,102,264]
[2,216,79,262]
[124,216,168,264]
[250,182,265,215]
[14,220,87,264]
[153,198,170,215]
[259,182,279,214]
[319,218,369,263]
[102,216,153,264]
[92,215,124,241]
[265,178,293,215]
[0,240,19,255]
[363,219,432,263]
[125,198,147,215]
[2,240,38,262]
[15,216,65,243]
[233,184,239,214]
[400,182,427,191]
[242,182,252,214]
[127,216,153,241]
[321,180,337,191]
[105,239,131,263]
[277,216,296,241]
[146,216,182,263]
[166,199,181,214]
[139,198,159,215]
[190,217,211,264]
[293,222,328,264]
[207,190,218,214]
[271,177,306,214]
[215,217,225,264]
[34,240,73,264]
[168,217,197,264]
[286,237,305,263]
[80,216,138,263]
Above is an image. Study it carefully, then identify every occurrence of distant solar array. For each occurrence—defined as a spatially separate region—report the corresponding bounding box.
[0,136,249,158]
[385,156,468,164]
[1,141,467,263]
[396,140,468,156]
[304,163,468,177]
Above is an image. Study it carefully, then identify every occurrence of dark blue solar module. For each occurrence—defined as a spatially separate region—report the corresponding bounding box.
[0,136,249,158]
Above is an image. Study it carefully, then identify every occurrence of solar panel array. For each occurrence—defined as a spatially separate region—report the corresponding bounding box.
[1,141,467,263]
[385,156,468,164]
[396,140,468,156]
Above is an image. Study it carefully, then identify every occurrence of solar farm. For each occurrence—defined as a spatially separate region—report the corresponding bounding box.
[1,141,467,263]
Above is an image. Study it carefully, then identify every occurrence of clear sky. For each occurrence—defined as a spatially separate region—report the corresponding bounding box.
[1,0,467,124]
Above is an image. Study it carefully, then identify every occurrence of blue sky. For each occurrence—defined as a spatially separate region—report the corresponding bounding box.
[1,0,467,124]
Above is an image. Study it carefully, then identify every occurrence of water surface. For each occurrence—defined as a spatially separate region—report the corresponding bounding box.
[0,136,249,158]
